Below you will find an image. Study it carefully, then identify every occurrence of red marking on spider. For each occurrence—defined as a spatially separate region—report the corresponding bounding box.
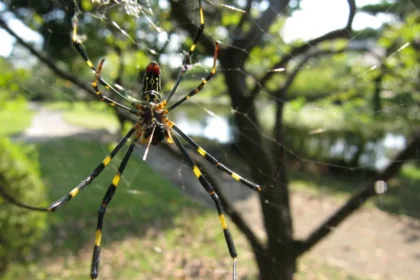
[146,62,161,75]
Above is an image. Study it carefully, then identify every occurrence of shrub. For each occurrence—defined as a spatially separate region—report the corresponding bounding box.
[0,138,47,275]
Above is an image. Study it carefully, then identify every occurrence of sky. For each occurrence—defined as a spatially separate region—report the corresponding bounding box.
[283,0,393,42]
[0,0,390,57]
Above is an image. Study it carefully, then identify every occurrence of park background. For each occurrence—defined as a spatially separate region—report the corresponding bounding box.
[0,0,419,279]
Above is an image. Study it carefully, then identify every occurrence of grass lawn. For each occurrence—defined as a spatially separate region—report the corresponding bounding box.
[0,100,34,137]
[3,137,255,279]
[3,137,370,280]
[376,164,420,218]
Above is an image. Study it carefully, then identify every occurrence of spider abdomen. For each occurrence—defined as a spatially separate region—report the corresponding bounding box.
[136,105,171,146]
[141,124,167,146]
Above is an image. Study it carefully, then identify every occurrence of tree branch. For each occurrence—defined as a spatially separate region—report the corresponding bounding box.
[270,48,346,100]
[277,46,370,103]
[232,0,253,36]
[296,131,420,256]
[250,0,356,101]
[239,0,290,52]
[0,17,95,98]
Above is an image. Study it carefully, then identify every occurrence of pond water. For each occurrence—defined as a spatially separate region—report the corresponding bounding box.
[175,111,231,143]
[171,102,407,171]
[171,101,232,143]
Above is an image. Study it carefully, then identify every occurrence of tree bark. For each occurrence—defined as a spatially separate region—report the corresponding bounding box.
[219,43,295,279]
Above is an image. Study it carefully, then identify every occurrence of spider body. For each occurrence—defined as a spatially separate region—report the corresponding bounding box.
[134,62,172,146]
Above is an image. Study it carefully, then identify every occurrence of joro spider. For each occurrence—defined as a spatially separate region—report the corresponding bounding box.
[0,1,262,279]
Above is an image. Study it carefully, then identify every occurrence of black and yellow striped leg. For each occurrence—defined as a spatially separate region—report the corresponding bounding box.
[164,0,205,103]
[49,127,136,212]
[0,127,136,213]
[167,41,219,111]
[172,124,261,192]
[72,22,141,109]
[91,137,137,279]
[188,0,205,59]
[91,59,138,114]
[172,134,238,280]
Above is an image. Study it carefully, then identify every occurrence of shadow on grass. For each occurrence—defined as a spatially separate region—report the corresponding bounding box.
[289,165,420,220]
[373,165,420,219]
[21,137,209,263]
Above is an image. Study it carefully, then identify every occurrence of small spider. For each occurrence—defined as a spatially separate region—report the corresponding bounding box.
[0,1,261,279]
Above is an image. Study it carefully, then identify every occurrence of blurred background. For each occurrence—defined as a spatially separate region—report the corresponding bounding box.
[0,0,419,279]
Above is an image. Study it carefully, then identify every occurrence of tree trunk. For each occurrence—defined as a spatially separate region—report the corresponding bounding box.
[258,100,295,280]
[219,46,295,280]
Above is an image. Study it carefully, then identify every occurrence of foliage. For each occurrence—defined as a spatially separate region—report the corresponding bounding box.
[0,58,29,99]
[0,138,47,275]
[0,59,35,135]
[360,0,420,20]
[0,99,34,137]
[0,52,58,102]
[377,12,420,124]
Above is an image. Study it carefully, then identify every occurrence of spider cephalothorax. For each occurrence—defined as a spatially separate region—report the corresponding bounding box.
[135,62,173,146]
[141,61,162,102]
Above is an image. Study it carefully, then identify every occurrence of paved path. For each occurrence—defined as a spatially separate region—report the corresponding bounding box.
[20,103,420,280]
[21,103,90,141]
[17,103,116,143]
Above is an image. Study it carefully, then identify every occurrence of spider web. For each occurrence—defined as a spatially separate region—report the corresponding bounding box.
[1,0,419,279]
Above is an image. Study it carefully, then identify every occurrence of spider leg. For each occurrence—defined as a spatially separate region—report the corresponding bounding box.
[172,134,237,280]
[0,127,136,212]
[72,21,141,109]
[171,124,261,192]
[91,136,137,279]
[167,41,219,111]
[90,59,138,114]
[164,0,205,103]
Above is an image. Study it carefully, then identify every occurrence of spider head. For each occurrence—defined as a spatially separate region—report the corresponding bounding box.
[141,61,162,103]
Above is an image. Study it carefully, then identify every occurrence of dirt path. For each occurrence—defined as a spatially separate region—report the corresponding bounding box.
[17,103,115,142]
[22,104,420,280]
[236,193,420,280]
[21,103,90,140]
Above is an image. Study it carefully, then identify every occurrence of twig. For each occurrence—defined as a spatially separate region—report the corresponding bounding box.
[271,48,346,100]
[249,0,356,101]
[233,0,252,36]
